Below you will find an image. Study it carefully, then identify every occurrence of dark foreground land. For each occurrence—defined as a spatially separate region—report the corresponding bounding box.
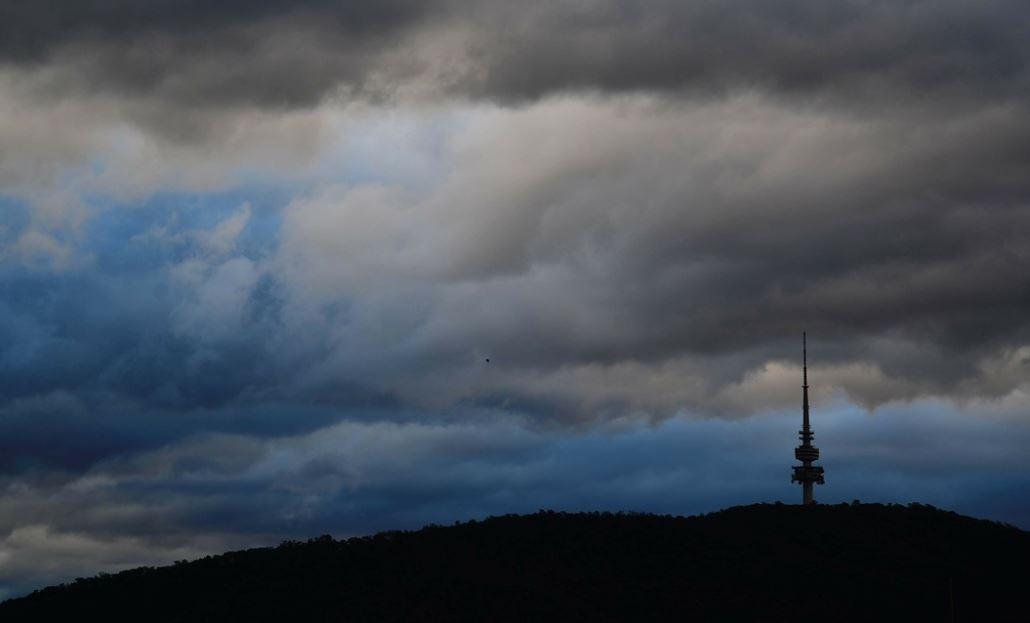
[2,503,1027,621]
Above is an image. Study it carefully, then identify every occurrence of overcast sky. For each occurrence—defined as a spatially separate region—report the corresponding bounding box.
[2,0,1030,600]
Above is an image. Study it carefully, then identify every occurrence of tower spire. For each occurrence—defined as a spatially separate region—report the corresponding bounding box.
[792,332,824,504]
[802,331,809,432]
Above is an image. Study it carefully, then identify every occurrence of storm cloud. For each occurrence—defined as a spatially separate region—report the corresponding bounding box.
[2,0,1028,126]
[2,0,1030,600]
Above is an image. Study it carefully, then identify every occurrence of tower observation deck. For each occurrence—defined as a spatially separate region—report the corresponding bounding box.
[791,332,824,504]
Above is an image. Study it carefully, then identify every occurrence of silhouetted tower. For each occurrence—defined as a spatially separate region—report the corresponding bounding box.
[791,332,824,504]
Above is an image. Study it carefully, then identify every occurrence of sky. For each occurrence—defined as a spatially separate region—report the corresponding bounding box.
[2,0,1030,600]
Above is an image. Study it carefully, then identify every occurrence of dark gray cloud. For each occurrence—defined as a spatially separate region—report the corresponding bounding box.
[0,0,419,56]
[1,0,432,116]
[0,0,426,70]
[268,96,1030,414]
[4,1,1028,114]
[470,0,1030,105]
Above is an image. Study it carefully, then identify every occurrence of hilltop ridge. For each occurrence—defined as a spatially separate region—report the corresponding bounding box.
[2,502,1026,621]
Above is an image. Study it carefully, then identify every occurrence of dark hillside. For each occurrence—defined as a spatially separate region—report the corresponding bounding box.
[2,503,1026,622]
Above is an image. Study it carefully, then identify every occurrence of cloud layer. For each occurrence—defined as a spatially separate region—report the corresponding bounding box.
[5,1,1029,107]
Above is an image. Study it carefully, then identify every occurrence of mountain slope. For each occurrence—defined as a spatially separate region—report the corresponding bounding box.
[2,503,1026,621]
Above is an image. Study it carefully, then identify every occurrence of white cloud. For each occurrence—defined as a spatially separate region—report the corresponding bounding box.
[4,230,75,271]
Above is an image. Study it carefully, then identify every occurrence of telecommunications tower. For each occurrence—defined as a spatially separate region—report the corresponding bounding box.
[791,332,824,504]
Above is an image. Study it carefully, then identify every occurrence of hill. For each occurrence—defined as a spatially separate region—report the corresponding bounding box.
[2,503,1027,621]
